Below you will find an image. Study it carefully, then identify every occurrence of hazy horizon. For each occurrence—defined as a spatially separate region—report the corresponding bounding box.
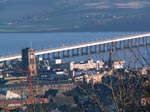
[0,0,150,32]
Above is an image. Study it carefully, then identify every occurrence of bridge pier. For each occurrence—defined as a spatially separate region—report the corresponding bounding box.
[100,44,105,52]
[138,38,143,46]
[63,50,70,58]
[112,42,115,50]
[114,42,119,50]
[95,45,99,53]
[127,40,130,48]
[90,46,94,54]
[53,52,61,59]
[141,38,145,46]
[109,42,113,50]
[77,48,82,56]
[98,44,102,52]
[87,46,90,55]
[120,41,123,49]
[81,47,87,55]
[93,45,97,53]
[77,48,80,56]
[130,39,134,48]
[144,37,148,45]
[123,40,129,48]
[134,38,138,47]
[42,54,46,60]
[48,53,52,60]
[72,49,78,56]
[107,43,112,51]
[47,53,52,61]
[129,39,132,47]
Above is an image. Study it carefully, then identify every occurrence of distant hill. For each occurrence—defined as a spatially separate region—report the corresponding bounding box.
[0,0,150,32]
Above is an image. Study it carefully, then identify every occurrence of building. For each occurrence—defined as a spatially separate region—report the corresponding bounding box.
[22,48,37,75]
[139,67,147,75]
[84,73,103,84]
[70,59,104,71]
[0,90,21,100]
[113,60,125,70]
[141,96,150,106]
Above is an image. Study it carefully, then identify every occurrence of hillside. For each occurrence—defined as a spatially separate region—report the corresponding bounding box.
[0,0,150,32]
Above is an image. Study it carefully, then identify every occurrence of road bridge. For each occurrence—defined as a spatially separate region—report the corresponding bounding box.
[0,33,150,62]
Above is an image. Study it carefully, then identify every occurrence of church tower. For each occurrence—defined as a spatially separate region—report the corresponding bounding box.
[22,48,37,75]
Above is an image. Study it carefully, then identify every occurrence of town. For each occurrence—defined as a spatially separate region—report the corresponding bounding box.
[1,0,150,111]
[0,45,150,112]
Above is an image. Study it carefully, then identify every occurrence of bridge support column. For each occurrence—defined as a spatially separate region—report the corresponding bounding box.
[85,47,88,55]
[120,41,123,49]
[87,46,91,55]
[127,40,130,48]
[93,45,97,53]
[48,53,52,60]
[106,43,109,51]
[99,45,101,53]
[135,38,138,47]
[107,43,112,51]
[77,48,80,56]
[43,54,46,60]
[82,47,87,55]
[138,38,145,46]
[72,49,77,56]
[90,46,93,54]
[78,48,82,56]
[52,53,55,59]
[138,38,141,46]
[101,44,106,52]
[142,38,145,46]
[112,42,116,51]
[123,40,125,49]
[96,45,99,53]
[81,48,84,55]
[63,50,69,58]
[115,42,120,50]
[53,52,61,59]
[123,40,129,48]
[129,39,133,47]
[144,37,148,45]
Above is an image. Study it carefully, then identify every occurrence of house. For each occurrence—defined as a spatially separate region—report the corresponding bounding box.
[139,67,147,75]
[141,96,150,106]
[113,60,125,69]
[0,90,21,100]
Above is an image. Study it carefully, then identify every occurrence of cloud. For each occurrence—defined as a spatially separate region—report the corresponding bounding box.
[115,2,149,9]
[84,2,111,9]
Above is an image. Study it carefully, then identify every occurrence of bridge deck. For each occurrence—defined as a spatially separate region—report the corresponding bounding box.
[0,33,150,62]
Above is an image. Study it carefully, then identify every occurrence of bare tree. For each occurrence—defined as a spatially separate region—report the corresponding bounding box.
[76,46,150,112]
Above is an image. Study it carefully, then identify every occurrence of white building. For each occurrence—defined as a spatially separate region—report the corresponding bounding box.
[113,60,125,69]
[70,59,104,71]
[6,90,21,99]
[84,74,103,84]
[0,90,21,100]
